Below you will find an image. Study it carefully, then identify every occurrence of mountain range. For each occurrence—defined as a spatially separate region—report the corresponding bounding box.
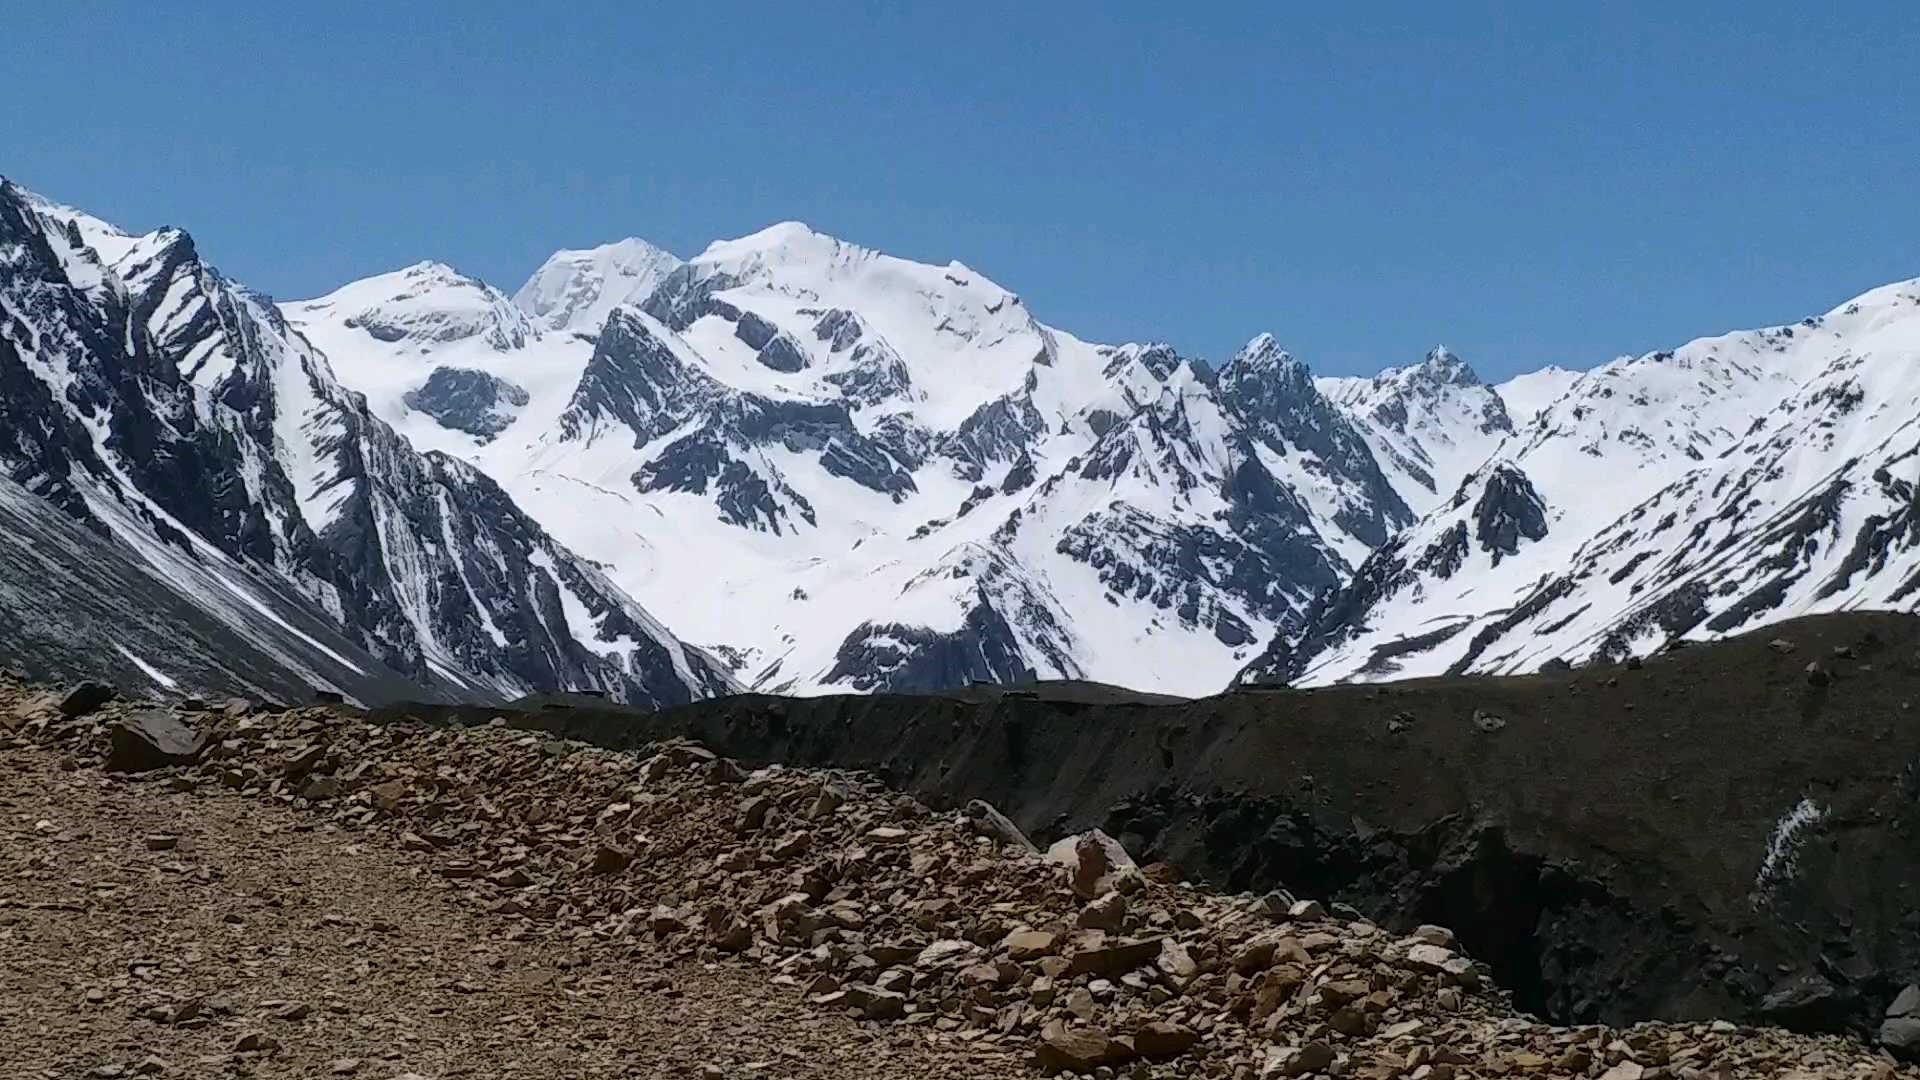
[3,175,1915,702]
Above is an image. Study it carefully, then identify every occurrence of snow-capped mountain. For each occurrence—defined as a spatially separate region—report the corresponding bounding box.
[0,179,733,706]
[292,222,1417,695]
[1243,280,1920,685]
[13,175,1914,701]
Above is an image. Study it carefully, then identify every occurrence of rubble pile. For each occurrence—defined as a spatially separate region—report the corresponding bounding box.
[2,676,1912,1079]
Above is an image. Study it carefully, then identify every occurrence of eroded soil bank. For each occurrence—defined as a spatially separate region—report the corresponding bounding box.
[385,611,1920,1037]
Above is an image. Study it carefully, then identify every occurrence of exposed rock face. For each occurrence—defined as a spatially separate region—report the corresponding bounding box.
[1471,463,1549,564]
[402,367,529,439]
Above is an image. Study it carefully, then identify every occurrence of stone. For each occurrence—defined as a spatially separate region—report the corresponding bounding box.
[1472,708,1508,733]
[648,906,686,936]
[1248,890,1292,920]
[300,775,341,800]
[1004,929,1058,961]
[1286,898,1326,921]
[230,1032,279,1053]
[591,843,633,875]
[1806,661,1832,687]
[1880,1016,1920,1059]
[964,799,1039,853]
[283,743,326,777]
[57,681,114,717]
[1598,1064,1645,1080]
[1760,972,1852,1030]
[1068,936,1164,976]
[1769,637,1797,654]
[1264,1040,1334,1077]
[143,834,179,851]
[1891,984,1920,1018]
[1155,939,1198,985]
[807,783,846,819]
[107,711,208,772]
[735,795,773,833]
[1039,1020,1118,1073]
[1046,829,1138,899]
[844,983,906,1020]
[1411,924,1456,947]
[367,780,406,812]
[1131,1020,1198,1060]
[1078,890,1127,931]
[1405,943,1455,971]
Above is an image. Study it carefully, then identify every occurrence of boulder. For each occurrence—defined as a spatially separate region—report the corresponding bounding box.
[1038,1021,1120,1073]
[1046,829,1137,899]
[964,799,1038,853]
[1004,929,1058,961]
[106,710,208,772]
[1131,1020,1198,1060]
[1880,1017,1920,1060]
[57,681,114,717]
[1078,891,1127,931]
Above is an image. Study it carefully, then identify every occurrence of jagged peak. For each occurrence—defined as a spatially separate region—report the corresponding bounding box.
[1419,345,1483,386]
[1219,333,1313,392]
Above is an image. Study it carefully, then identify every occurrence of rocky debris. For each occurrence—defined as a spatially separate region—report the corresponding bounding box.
[105,710,208,772]
[3,675,1913,1080]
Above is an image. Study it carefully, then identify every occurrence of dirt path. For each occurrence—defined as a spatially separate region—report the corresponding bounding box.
[0,744,1023,1079]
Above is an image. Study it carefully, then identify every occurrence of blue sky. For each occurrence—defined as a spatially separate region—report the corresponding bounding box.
[7,2,1916,379]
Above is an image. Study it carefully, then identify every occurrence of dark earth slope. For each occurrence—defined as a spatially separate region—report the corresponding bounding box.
[387,610,1920,1037]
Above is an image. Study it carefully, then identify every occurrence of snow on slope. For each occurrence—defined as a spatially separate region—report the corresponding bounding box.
[1496,365,1583,425]
[0,179,732,706]
[1317,346,1515,515]
[1244,281,1920,685]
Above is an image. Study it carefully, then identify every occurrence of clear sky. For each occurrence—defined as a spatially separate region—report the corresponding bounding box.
[7,2,1916,379]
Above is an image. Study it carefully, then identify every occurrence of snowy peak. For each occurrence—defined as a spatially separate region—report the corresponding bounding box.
[1315,346,1514,515]
[1416,345,1483,388]
[288,261,533,352]
[1496,365,1582,424]
[513,237,683,335]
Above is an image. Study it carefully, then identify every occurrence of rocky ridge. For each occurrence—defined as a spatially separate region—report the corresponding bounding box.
[3,675,1910,1079]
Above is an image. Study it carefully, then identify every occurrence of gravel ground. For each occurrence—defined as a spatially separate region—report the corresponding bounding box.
[0,742,1023,1079]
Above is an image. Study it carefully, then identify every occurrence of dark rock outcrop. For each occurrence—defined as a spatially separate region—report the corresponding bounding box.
[403,367,529,439]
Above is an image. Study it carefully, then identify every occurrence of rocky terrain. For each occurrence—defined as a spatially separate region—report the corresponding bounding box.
[5,670,1916,1078]
[385,611,1920,1044]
